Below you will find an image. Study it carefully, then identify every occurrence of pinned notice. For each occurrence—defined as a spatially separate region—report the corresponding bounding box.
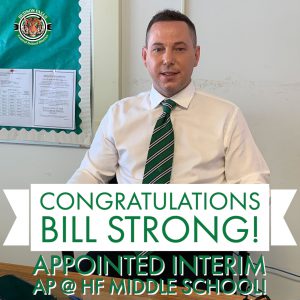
[0,68,76,130]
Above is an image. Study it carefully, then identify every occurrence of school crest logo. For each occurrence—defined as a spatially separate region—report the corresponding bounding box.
[14,9,52,46]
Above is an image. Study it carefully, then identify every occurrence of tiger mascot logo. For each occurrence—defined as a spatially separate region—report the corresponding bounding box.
[14,9,52,46]
[23,17,44,38]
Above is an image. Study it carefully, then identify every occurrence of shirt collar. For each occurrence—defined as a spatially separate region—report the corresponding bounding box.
[149,82,196,109]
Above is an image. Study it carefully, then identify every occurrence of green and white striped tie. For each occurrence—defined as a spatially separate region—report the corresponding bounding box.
[137,99,176,257]
[142,99,177,184]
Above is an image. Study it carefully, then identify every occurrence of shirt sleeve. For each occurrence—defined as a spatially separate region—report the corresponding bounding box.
[224,107,270,184]
[68,107,118,184]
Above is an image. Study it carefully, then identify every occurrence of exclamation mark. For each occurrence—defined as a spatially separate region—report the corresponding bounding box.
[253,216,258,243]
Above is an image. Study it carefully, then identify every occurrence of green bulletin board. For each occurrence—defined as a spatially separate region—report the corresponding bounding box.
[0,0,92,146]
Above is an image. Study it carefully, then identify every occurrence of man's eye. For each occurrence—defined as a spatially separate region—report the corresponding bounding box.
[153,48,163,52]
[176,47,186,52]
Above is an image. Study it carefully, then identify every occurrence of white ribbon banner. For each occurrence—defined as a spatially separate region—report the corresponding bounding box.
[2,184,297,251]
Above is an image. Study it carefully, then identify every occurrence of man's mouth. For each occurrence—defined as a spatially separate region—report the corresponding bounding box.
[160,71,179,77]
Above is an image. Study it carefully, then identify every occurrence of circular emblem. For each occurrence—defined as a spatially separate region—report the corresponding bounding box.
[14,9,52,46]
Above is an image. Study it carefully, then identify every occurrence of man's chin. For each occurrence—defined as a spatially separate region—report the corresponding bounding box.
[159,85,185,98]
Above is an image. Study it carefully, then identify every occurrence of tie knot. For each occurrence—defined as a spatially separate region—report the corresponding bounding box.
[162,99,176,114]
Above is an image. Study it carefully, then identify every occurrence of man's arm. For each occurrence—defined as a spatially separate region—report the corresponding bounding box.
[68,108,118,184]
[224,107,270,184]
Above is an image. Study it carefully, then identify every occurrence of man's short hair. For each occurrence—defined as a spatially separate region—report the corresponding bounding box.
[145,9,197,47]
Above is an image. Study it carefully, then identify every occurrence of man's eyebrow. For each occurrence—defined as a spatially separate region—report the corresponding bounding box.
[150,41,188,47]
[174,41,188,46]
[151,42,164,47]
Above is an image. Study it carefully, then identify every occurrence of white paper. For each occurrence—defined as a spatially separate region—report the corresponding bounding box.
[0,69,33,127]
[33,69,76,129]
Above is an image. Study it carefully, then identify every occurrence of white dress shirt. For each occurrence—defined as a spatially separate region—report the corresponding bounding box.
[69,82,270,184]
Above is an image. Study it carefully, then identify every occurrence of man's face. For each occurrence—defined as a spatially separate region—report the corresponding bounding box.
[142,21,200,98]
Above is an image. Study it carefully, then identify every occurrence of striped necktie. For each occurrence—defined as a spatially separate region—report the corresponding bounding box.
[136,99,176,257]
[143,99,177,184]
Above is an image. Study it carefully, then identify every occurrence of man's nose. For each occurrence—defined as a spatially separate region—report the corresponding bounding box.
[162,49,175,65]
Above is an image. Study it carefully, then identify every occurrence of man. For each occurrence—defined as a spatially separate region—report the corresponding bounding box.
[69,9,269,185]
[68,9,269,288]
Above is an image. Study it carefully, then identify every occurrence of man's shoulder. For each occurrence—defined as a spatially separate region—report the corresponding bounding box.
[100,90,151,129]
[110,91,150,112]
[193,89,239,112]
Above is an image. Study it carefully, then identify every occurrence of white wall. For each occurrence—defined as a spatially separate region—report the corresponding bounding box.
[1,1,299,299]
[92,0,120,129]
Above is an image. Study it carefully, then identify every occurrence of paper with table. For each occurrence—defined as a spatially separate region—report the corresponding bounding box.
[0,68,76,130]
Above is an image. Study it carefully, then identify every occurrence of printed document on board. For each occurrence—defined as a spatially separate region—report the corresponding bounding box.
[33,69,76,130]
[0,69,33,127]
[0,68,76,130]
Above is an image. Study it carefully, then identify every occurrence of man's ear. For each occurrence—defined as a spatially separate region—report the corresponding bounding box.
[142,47,148,67]
[194,45,200,67]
